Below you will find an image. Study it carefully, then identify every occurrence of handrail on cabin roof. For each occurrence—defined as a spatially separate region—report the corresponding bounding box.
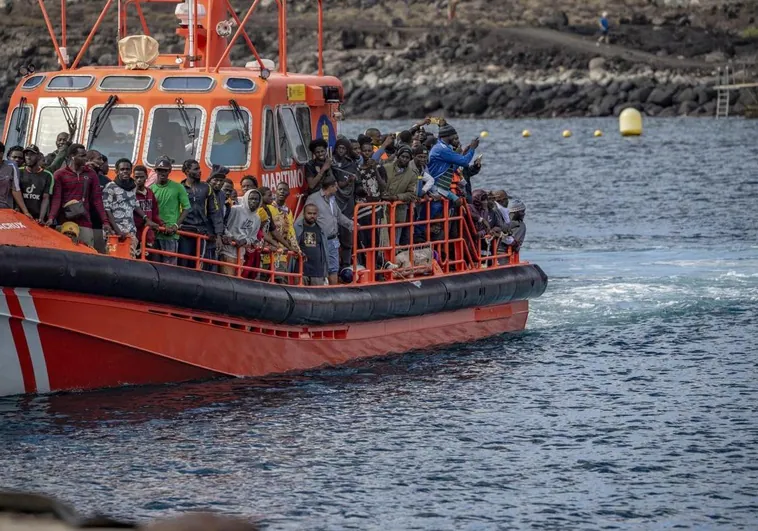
[33,0,328,76]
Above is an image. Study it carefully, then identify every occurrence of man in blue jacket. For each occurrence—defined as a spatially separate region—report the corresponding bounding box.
[427,124,479,205]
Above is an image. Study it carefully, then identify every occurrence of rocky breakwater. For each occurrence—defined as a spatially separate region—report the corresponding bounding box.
[321,29,735,120]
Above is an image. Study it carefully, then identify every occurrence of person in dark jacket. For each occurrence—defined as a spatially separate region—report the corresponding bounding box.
[178,159,224,270]
[43,132,71,172]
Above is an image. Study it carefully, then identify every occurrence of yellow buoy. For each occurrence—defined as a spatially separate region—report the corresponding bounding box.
[619,108,643,136]
[562,130,572,138]
[522,129,531,138]
[594,130,603,137]
[480,131,489,138]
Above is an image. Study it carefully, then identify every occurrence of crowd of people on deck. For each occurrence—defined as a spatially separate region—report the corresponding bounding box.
[0,118,526,285]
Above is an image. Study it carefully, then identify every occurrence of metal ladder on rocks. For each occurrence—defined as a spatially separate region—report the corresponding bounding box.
[716,65,731,119]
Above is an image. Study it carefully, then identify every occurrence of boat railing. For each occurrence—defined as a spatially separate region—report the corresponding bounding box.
[133,197,519,286]
[138,227,305,285]
[351,198,519,283]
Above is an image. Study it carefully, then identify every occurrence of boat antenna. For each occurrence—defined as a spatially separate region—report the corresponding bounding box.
[57,96,78,137]
[175,97,197,148]
[228,99,250,156]
[88,95,119,147]
[15,97,29,146]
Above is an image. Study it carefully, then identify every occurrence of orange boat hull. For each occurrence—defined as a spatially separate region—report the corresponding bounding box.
[0,287,529,396]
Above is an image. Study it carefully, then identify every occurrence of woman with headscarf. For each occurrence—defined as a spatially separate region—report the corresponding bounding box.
[219,189,262,276]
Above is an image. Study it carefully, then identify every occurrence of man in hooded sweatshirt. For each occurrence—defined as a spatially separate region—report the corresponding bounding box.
[220,189,262,276]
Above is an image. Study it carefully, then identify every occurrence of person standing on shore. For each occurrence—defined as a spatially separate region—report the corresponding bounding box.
[597,11,610,46]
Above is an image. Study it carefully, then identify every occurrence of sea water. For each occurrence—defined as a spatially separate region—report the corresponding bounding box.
[1,118,756,530]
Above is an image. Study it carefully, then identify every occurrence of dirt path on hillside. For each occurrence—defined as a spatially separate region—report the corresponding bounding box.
[252,13,714,73]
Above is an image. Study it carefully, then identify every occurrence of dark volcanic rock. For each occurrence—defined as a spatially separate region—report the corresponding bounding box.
[647,86,676,107]
[461,94,488,114]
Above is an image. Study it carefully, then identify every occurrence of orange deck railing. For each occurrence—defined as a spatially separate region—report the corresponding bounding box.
[137,198,518,286]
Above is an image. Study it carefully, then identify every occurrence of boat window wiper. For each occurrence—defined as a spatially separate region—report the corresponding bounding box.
[175,97,197,146]
[15,97,28,146]
[229,99,251,155]
[57,96,78,137]
[88,95,118,147]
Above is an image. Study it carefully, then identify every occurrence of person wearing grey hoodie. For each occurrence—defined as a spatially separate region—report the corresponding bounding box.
[219,189,262,276]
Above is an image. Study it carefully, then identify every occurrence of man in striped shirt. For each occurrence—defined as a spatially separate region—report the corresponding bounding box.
[46,144,112,248]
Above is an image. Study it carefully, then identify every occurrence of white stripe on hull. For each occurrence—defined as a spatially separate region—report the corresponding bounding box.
[0,289,25,396]
[15,288,50,393]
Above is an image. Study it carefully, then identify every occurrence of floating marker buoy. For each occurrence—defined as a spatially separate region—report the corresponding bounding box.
[480,131,489,138]
[594,130,603,137]
[522,130,531,138]
[562,130,572,138]
[619,108,643,136]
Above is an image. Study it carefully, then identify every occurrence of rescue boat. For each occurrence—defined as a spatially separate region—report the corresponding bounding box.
[0,0,547,397]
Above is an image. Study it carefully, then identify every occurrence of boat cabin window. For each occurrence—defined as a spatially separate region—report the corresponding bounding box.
[224,78,256,92]
[99,76,153,92]
[295,107,312,146]
[46,75,94,91]
[145,107,203,167]
[86,106,141,165]
[5,104,33,147]
[35,106,82,154]
[22,75,46,90]
[278,107,308,164]
[262,108,277,169]
[276,111,293,167]
[208,108,251,169]
[160,77,214,92]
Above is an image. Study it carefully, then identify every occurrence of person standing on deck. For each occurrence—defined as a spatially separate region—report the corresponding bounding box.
[133,165,164,257]
[43,132,71,172]
[85,150,111,253]
[598,11,610,46]
[382,146,417,246]
[0,141,32,217]
[304,139,334,197]
[178,159,224,270]
[46,144,112,248]
[305,176,353,286]
[295,204,329,286]
[19,145,53,223]
[103,159,156,258]
[427,124,478,205]
[150,157,190,265]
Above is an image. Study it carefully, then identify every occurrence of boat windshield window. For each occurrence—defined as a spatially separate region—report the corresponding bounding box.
[262,108,277,168]
[35,106,82,154]
[22,75,45,90]
[279,107,308,164]
[209,109,251,168]
[99,76,153,91]
[87,107,140,164]
[295,107,312,146]
[146,108,202,166]
[5,105,32,147]
[276,111,293,167]
[161,77,214,92]
[47,76,94,91]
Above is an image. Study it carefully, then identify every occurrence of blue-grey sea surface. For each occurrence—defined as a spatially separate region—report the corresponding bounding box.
[1,118,757,530]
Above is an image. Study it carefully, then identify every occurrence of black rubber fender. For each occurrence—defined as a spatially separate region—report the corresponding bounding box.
[0,246,548,325]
